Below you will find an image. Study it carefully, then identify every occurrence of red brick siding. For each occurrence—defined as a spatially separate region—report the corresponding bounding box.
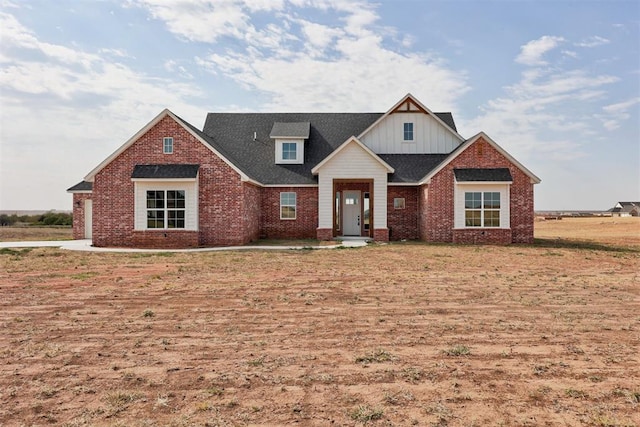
[93,115,249,248]
[132,230,199,248]
[426,137,535,244]
[260,187,318,239]
[387,186,418,240]
[316,228,333,241]
[71,193,92,239]
[242,182,261,243]
[418,184,429,241]
[452,228,512,244]
[373,228,389,242]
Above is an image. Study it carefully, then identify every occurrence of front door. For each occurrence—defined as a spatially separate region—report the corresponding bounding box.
[343,190,361,236]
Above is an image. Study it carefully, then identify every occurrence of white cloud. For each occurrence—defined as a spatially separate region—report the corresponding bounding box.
[0,11,206,209]
[181,1,468,111]
[598,98,640,130]
[464,57,618,161]
[575,35,610,48]
[515,35,565,66]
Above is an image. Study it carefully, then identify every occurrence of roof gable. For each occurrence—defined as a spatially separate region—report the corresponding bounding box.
[311,136,394,174]
[357,93,465,143]
[421,132,541,184]
[83,110,254,184]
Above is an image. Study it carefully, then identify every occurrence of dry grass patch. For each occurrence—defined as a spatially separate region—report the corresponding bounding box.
[0,222,638,425]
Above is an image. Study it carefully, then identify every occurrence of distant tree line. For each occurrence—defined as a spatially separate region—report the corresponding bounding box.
[0,212,73,227]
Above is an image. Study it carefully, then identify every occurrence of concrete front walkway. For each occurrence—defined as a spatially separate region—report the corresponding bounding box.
[0,238,368,252]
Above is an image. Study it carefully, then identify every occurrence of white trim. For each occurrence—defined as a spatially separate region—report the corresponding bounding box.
[311,136,394,174]
[84,109,255,184]
[280,191,297,220]
[357,93,466,143]
[420,132,541,185]
[163,136,174,154]
[387,182,420,186]
[67,190,92,194]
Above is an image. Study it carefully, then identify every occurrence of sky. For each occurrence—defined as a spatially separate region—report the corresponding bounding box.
[1,0,638,211]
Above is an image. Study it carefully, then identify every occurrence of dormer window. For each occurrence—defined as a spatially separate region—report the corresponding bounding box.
[282,142,297,161]
[403,123,414,141]
[270,122,310,165]
[163,137,174,154]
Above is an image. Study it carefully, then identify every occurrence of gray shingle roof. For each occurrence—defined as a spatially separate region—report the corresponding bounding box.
[131,164,200,179]
[380,154,450,183]
[270,122,311,138]
[454,168,513,182]
[201,112,458,185]
[67,181,93,192]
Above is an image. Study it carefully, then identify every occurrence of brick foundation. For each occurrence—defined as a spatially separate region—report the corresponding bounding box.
[452,228,512,245]
[316,228,333,241]
[132,230,199,248]
[373,228,389,242]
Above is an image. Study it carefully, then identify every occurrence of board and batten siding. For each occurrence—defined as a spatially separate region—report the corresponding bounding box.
[453,183,510,229]
[316,141,389,230]
[360,112,460,154]
[134,180,198,230]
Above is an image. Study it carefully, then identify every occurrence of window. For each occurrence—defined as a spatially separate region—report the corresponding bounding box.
[465,192,500,227]
[394,198,406,209]
[403,123,414,141]
[335,192,340,230]
[282,142,297,160]
[163,137,174,154]
[363,192,370,230]
[280,192,296,219]
[146,190,185,228]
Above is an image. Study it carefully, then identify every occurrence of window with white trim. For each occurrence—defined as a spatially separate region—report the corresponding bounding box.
[280,192,296,219]
[146,190,185,228]
[464,191,500,227]
[403,123,414,141]
[163,137,174,154]
[282,142,297,160]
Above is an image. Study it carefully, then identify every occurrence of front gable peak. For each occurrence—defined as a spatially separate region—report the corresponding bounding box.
[311,136,394,175]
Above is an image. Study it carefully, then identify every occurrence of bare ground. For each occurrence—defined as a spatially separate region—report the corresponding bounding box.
[0,219,638,426]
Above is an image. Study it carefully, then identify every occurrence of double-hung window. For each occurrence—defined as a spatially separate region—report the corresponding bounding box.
[146,190,185,228]
[403,123,414,141]
[280,192,296,219]
[282,142,297,160]
[163,137,174,154]
[464,192,500,227]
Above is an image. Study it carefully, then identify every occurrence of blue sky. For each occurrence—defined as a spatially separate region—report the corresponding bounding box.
[1,0,638,211]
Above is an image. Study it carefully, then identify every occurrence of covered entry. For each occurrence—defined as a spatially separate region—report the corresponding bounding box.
[333,180,373,237]
[311,136,394,241]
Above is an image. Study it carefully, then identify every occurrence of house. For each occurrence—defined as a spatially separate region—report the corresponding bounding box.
[609,202,640,217]
[67,94,541,248]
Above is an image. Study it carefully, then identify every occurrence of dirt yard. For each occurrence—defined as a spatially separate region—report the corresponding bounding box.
[0,219,638,426]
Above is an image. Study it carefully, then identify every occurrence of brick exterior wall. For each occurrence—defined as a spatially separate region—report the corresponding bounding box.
[71,193,92,239]
[260,187,318,239]
[83,115,534,248]
[425,137,535,244]
[387,186,418,240]
[92,115,254,248]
